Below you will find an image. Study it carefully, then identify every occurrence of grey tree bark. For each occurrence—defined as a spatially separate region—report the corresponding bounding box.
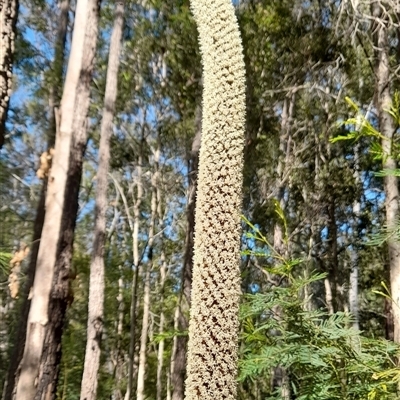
[3,3,69,398]
[371,1,400,343]
[154,143,166,400]
[79,1,124,399]
[171,106,201,400]
[0,0,18,149]
[15,0,100,397]
[270,95,293,400]
[349,143,362,332]
[123,153,143,400]
[136,146,160,400]
[156,249,167,400]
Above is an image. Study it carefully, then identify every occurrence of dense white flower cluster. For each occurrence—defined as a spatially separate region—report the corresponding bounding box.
[185,1,246,399]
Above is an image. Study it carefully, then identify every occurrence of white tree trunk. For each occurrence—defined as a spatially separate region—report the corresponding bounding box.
[156,155,166,400]
[136,268,150,400]
[372,2,400,343]
[137,147,160,399]
[79,1,124,399]
[124,155,143,400]
[349,160,361,331]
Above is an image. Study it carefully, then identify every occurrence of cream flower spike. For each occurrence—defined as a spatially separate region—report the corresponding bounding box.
[185,1,246,399]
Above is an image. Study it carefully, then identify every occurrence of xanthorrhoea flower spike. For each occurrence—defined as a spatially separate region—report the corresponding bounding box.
[185,1,246,399]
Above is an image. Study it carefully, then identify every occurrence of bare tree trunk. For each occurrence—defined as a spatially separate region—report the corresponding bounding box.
[156,252,167,400]
[184,0,246,398]
[109,175,139,400]
[166,369,172,400]
[136,267,150,400]
[372,2,400,343]
[0,0,18,149]
[80,2,124,399]
[124,154,143,400]
[3,2,69,399]
[3,3,69,398]
[171,107,201,400]
[324,278,334,315]
[156,148,166,400]
[170,306,180,399]
[349,211,360,330]
[137,146,160,400]
[112,264,126,400]
[15,0,100,398]
[349,145,361,331]
[327,195,340,312]
[270,96,292,400]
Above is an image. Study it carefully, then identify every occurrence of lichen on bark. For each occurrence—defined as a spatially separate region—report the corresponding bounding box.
[185,1,246,399]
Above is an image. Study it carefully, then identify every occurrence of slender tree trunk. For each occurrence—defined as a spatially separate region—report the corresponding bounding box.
[3,2,69,398]
[156,148,166,400]
[124,155,143,400]
[270,96,292,400]
[156,252,167,400]
[166,369,172,400]
[349,145,361,331]
[170,306,180,399]
[372,2,400,343]
[110,175,139,400]
[324,278,334,315]
[80,2,124,399]
[171,107,201,400]
[349,250,359,329]
[327,196,339,312]
[15,0,100,398]
[184,0,246,398]
[349,208,360,330]
[136,267,150,400]
[113,264,126,400]
[0,0,18,149]
[137,146,160,400]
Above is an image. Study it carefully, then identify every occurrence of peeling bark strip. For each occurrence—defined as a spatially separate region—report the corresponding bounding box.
[0,0,18,149]
[185,1,246,399]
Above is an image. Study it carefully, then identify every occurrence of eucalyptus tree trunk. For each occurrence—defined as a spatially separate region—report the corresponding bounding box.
[3,1,69,395]
[171,107,201,400]
[136,258,151,400]
[156,147,166,400]
[270,96,292,400]
[136,146,161,400]
[0,0,18,149]
[124,154,143,400]
[15,0,100,398]
[79,1,124,399]
[4,2,69,399]
[136,269,150,399]
[372,2,400,343]
[185,0,246,398]
[327,195,339,312]
[156,249,167,400]
[348,213,360,331]
[349,144,362,331]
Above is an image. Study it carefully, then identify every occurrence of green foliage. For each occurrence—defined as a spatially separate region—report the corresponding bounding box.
[239,224,400,400]
[331,94,400,162]
[0,252,12,274]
